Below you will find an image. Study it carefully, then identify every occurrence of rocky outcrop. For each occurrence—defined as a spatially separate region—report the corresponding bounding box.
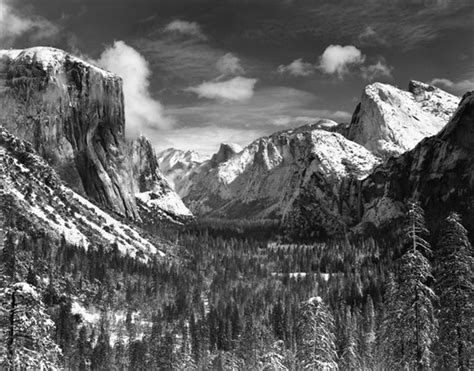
[0,126,167,262]
[355,91,474,237]
[129,137,192,223]
[0,47,139,218]
[347,80,459,157]
[210,143,242,164]
[180,121,380,234]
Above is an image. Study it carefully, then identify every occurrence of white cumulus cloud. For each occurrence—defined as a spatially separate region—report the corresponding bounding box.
[277,58,314,77]
[163,20,207,40]
[186,76,257,101]
[318,45,366,78]
[97,41,173,137]
[0,0,59,45]
[216,53,244,75]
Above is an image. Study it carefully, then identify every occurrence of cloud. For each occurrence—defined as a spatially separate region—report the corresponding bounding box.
[154,126,264,156]
[160,86,354,155]
[318,45,366,78]
[96,41,173,137]
[277,58,314,77]
[216,53,244,75]
[361,59,393,81]
[186,76,257,101]
[357,26,387,47]
[163,20,207,40]
[429,78,474,94]
[0,0,59,45]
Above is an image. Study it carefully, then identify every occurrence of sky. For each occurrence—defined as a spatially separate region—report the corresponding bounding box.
[1,0,473,155]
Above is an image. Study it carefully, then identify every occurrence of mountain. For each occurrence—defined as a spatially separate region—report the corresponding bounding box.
[156,147,208,194]
[130,137,192,223]
[0,126,168,262]
[179,121,380,233]
[347,80,459,157]
[0,47,190,222]
[355,91,474,237]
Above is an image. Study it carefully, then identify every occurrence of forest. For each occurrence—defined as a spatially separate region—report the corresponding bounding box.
[0,199,472,370]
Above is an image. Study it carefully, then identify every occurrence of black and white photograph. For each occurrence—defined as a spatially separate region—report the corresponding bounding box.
[0,0,473,369]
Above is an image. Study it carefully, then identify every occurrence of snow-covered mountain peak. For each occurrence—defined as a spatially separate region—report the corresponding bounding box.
[2,46,114,78]
[348,81,460,157]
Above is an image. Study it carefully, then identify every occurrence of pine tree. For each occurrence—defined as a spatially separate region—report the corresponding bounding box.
[0,282,61,369]
[382,202,438,370]
[378,274,401,369]
[0,229,61,370]
[339,306,359,370]
[260,340,288,371]
[361,295,376,370]
[434,212,473,370]
[296,296,338,370]
[90,318,112,370]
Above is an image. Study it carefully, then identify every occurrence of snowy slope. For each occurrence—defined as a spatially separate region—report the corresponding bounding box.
[348,80,460,157]
[0,127,169,262]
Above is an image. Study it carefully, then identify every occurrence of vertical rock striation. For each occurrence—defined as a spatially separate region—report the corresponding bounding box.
[0,47,139,219]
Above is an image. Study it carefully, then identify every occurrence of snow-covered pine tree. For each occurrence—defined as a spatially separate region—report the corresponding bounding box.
[384,202,438,370]
[296,296,338,370]
[378,273,401,369]
[434,212,473,370]
[260,340,288,371]
[0,282,61,369]
[339,306,360,370]
[177,321,197,370]
[0,226,61,370]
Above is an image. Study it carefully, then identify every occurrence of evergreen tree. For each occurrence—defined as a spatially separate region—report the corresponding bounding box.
[0,230,61,369]
[382,202,438,370]
[260,340,288,371]
[434,212,473,370]
[360,295,376,370]
[339,307,359,370]
[0,282,61,369]
[91,319,112,370]
[296,296,338,370]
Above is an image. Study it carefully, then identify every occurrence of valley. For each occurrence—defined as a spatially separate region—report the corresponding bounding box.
[0,46,472,370]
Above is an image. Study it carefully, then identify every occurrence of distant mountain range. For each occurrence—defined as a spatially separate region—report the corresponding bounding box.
[158,81,471,238]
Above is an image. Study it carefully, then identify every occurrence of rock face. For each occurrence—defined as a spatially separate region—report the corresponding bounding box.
[129,137,192,222]
[209,143,242,164]
[0,47,138,218]
[0,127,166,262]
[347,80,459,157]
[180,121,380,233]
[0,47,190,222]
[355,92,474,237]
